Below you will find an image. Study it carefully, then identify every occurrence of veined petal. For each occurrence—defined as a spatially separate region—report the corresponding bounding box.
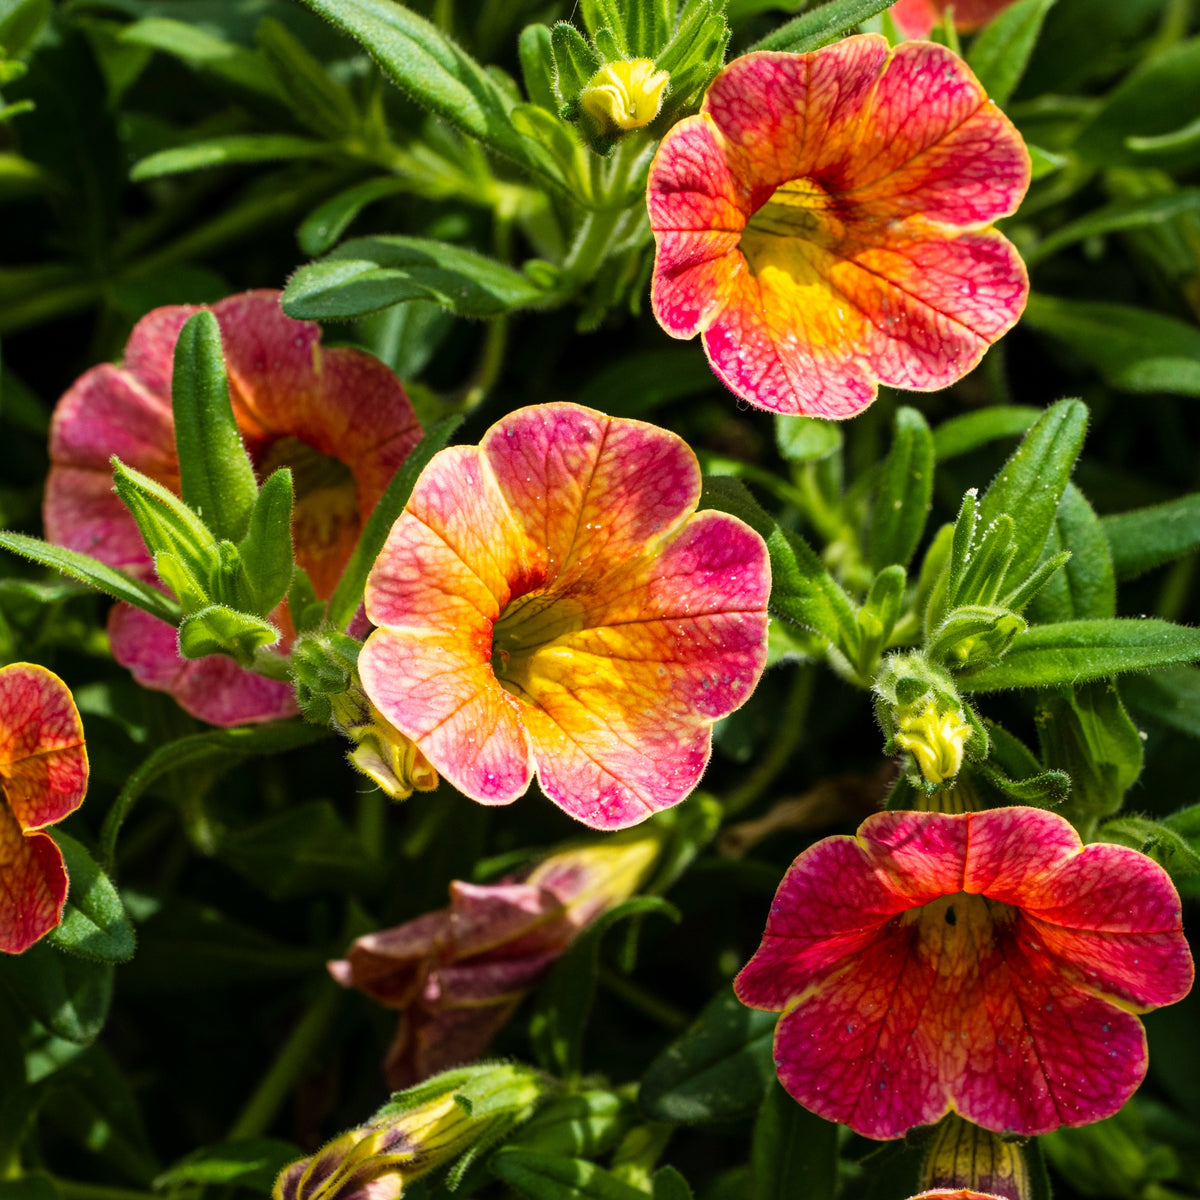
[0,815,69,954]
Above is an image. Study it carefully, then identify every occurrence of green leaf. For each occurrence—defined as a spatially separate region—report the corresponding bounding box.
[171,310,259,545]
[0,945,113,1045]
[296,0,550,181]
[1023,294,1200,396]
[965,0,1055,107]
[257,17,359,140]
[654,0,728,121]
[1027,143,1068,179]
[118,17,283,101]
[1102,494,1200,581]
[978,397,1087,592]
[1027,189,1200,266]
[0,532,182,625]
[868,406,934,571]
[639,987,778,1123]
[326,413,463,631]
[775,414,842,463]
[963,619,1200,692]
[156,1139,301,1193]
[492,1149,650,1200]
[98,722,330,870]
[653,1166,694,1200]
[130,135,330,181]
[283,235,551,321]
[297,176,411,258]
[749,0,900,53]
[217,801,378,900]
[530,896,678,1078]
[1027,483,1114,623]
[579,349,717,418]
[1097,815,1200,877]
[177,604,279,664]
[1122,665,1200,739]
[752,1081,837,1200]
[235,470,295,617]
[1036,682,1142,829]
[932,406,1040,462]
[1073,37,1200,171]
[44,834,136,964]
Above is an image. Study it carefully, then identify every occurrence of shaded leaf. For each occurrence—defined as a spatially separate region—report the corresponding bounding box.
[44,834,136,964]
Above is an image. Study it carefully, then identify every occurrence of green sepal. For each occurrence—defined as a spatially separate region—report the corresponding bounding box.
[927,605,1028,674]
[975,759,1071,809]
[177,604,280,666]
[234,468,295,618]
[153,551,208,613]
[171,311,259,545]
[287,567,324,635]
[855,565,906,678]
[955,515,1017,608]
[593,26,624,62]
[653,0,728,124]
[552,21,603,108]
[868,405,934,572]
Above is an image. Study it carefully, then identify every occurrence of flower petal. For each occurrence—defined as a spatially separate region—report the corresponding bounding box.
[0,816,68,954]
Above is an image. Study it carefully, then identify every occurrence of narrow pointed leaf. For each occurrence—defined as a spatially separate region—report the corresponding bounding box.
[966,0,1056,106]
[1102,493,1200,580]
[868,405,934,571]
[750,0,902,53]
[44,834,136,964]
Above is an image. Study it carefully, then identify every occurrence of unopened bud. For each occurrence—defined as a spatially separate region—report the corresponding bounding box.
[331,689,438,800]
[579,59,669,132]
[919,1114,1030,1200]
[895,702,971,785]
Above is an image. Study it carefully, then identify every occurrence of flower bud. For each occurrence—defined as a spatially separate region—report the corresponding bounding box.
[919,1115,1030,1200]
[330,687,439,800]
[579,59,669,132]
[274,1064,545,1200]
[330,829,661,1086]
[894,702,972,785]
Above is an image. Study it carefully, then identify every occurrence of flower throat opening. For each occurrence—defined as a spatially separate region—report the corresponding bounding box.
[490,592,586,702]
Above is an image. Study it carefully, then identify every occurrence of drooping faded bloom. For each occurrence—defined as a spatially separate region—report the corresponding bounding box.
[274,1064,543,1200]
[891,0,1018,38]
[45,291,421,725]
[735,807,1193,1140]
[358,402,770,830]
[0,663,88,954]
[647,36,1030,418]
[330,831,659,1086]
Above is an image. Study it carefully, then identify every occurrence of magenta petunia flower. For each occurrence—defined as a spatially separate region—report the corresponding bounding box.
[0,663,88,954]
[891,0,1018,38]
[647,36,1030,418]
[45,291,421,726]
[735,807,1193,1140]
[330,833,658,1086]
[358,402,770,830]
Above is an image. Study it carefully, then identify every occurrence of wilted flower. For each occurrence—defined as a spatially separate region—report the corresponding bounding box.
[45,290,421,726]
[647,36,1029,418]
[891,0,1018,38]
[735,807,1193,1139]
[274,1064,544,1200]
[358,402,769,830]
[0,663,88,954]
[330,831,659,1086]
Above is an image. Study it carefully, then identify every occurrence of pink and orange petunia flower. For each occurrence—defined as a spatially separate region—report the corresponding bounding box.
[891,0,1018,39]
[330,832,658,1086]
[647,35,1030,418]
[358,402,770,830]
[45,291,421,726]
[0,663,88,954]
[735,807,1193,1140]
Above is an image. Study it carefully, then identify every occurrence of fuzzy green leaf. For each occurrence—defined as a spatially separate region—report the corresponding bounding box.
[750,0,900,53]
[868,406,934,571]
[130,135,329,181]
[752,1081,837,1200]
[966,0,1056,106]
[44,834,136,964]
[1102,494,1200,581]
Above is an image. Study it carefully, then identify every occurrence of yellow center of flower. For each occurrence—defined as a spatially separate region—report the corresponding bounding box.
[905,892,1015,976]
[740,179,848,289]
[490,592,587,703]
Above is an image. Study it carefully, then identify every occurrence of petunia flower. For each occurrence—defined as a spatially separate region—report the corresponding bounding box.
[358,401,770,830]
[647,35,1030,418]
[891,0,1018,39]
[45,291,421,726]
[0,663,88,954]
[329,831,659,1086]
[735,807,1193,1140]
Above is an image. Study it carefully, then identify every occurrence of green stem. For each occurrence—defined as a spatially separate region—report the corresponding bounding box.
[251,646,294,683]
[723,666,815,816]
[228,982,343,1141]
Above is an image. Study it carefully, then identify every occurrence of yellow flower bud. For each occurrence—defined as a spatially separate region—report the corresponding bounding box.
[894,702,971,785]
[332,691,439,799]
[579,59,669,132]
